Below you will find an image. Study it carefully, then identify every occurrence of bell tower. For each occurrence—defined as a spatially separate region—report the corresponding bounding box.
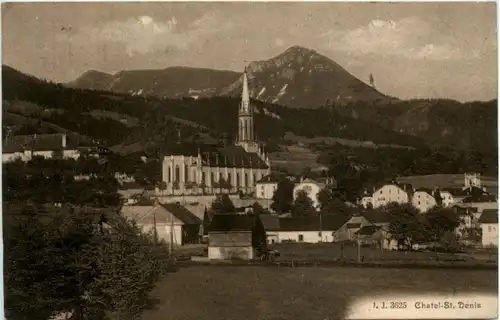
[236,67,260,154]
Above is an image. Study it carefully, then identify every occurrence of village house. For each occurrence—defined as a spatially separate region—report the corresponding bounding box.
[275,215,348,243]
[360,210,398,250]
[121,202,201,245]
[293,177,337,210]
[206,214,265,260]
[259,214,280,244]
[255,174,281,200]
[332,214,373,242]
[478,209,498,248]
[439,188,468,207]
[360,183,412,209]
[460,194,498,217]
[412,188,437,213]
[3,133,83,163]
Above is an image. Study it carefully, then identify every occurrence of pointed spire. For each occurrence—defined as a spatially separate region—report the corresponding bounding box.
[240,67,250,113]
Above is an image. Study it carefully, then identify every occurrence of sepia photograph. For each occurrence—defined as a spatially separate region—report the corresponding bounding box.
[1,2,498,319]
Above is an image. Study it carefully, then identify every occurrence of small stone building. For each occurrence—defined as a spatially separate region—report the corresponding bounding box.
[207,214,265,260]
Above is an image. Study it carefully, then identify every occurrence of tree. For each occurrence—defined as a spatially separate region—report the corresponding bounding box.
[291,190,316,217]
[386,203,426,250]
[270,179,294,213]
[424,206,460,243]
[4,206,170,320]
[252,202,270,215]
[439,231,462,253]
[317,187,351,219]
[210,194,235,214]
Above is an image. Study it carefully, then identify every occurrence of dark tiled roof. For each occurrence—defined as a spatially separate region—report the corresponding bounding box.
[346,223,361,229]
[3,133,88,153]
[278,215,348,232]
[441,188,468,197]
[161,203,201,225]
[415,188,434,194]
[260,214,280,231]
[207,214,258,232]
[163,143,268,169]
[355,225,381,236]
[462,195,497,203]
[479,209,498,224]
[362,211,392,224]
[4,134,62,152]
[257,173,283,184]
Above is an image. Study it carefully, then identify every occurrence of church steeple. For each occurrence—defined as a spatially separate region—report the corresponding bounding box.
[240,67,250,114]
[237,67,254,143]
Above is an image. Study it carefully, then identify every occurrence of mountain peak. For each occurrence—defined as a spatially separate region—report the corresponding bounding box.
[284,45,316,55]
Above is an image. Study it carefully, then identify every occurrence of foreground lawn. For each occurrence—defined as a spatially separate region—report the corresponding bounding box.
[141,266,497,320]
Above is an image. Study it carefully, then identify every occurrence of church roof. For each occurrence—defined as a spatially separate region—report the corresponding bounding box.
[163,143,268,169]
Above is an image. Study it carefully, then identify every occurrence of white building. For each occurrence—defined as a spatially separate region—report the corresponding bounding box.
[3,133,83,163]
[255,174,280,200]
[363,183,411,209]
[275,215,348,243]
[121,202,201,245]
[478,209,498,247]
[412,188,437,213]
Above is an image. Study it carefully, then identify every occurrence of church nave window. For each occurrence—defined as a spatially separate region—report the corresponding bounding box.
[175,165,180,182]
[184,164,189,182]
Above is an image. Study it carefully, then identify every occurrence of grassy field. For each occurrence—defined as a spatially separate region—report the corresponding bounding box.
[269,243,498,262]
[141,266,497,320]
[396,174,498,189]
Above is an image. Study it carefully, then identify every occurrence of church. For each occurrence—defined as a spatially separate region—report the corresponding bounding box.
[161,68,271,196]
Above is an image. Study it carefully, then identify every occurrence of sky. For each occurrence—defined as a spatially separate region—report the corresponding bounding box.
[2,2,498,101]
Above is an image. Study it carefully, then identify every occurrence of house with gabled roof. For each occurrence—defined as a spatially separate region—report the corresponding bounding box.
[412,188,437,213]
[255,173,283,200]
[478,209,498,248]
[206,213,265,260]
[121,202,201,245]
[3,133,85,163]
[276,215,349,243]
[360,182,412,209]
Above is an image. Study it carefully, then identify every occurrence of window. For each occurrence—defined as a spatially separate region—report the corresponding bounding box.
[184,164,189,182]
[236,173,240,188]
[228,173,232,185]
[202,172,206,185]
[175,165,180,182]
[211,172,215,184]
[418,201,421,205]
[298,234,304,242]
[167,166,171,182]
[261,191,265,197]
[253,174,256,183]
[244,173,248,187]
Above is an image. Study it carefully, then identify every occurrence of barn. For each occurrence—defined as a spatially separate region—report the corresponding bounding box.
[207,214,266,260]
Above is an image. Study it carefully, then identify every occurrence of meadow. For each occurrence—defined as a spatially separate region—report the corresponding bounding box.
[141,265,497,320]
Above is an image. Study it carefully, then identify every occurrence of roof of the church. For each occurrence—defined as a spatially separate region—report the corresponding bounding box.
[163,143,268,169]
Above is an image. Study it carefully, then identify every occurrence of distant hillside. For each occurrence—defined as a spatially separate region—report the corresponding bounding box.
[333,98,498,152]
[3,65,425,152]
[220,45,393,108]
[67,66,240,98]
